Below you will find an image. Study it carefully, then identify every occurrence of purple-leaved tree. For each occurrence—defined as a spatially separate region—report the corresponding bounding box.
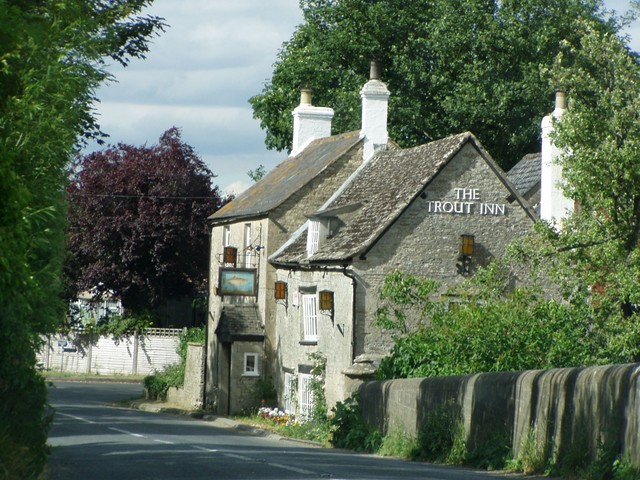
[65,128,230,313]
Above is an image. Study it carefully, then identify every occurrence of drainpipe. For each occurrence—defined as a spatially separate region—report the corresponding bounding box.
[341,267,358,363]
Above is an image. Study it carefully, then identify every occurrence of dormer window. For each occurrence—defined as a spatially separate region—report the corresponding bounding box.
[307,220,320,256]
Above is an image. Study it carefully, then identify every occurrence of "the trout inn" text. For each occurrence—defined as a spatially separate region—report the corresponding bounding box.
[425,188,506,216]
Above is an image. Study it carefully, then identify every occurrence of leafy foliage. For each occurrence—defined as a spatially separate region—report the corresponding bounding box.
[0,2,163,478]
[413,403,465,463]
[94,312,153,339]
[537,23,640,319]
[330,393,382,452]
[247,164,267,183]
[144,363,185,401]
[65,128,230,313]
[143,326,205,401]
[376,269,640,380]
[176,325,206,362]
[250,0,622,170]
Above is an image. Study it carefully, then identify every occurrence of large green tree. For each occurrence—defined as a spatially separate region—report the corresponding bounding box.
[542,20,640,312]
[375,20,640,382]
[251,0,621,170]
[0,2,163,478]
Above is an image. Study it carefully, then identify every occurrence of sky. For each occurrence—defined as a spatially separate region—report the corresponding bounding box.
[88,0,639,196]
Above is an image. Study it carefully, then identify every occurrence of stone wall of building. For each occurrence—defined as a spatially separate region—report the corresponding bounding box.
[265,143,365,392]
[272,269,354,410]
[228,341,264,414]
[355,143,534,357]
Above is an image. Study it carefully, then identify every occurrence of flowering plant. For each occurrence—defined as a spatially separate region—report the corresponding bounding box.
[257,406,299,426]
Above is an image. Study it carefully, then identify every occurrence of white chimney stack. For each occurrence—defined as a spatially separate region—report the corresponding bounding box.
[360,60,390,162]
[291,87,334,156]
[540,90,573,226]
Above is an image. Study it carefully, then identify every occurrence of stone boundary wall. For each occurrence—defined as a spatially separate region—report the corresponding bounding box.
[166,343,205,410]
[359,363,640,466]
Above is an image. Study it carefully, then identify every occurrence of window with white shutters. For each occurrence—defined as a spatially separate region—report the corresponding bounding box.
[306,220,320,256]
[299,373,313,418]
[302,294,318,342]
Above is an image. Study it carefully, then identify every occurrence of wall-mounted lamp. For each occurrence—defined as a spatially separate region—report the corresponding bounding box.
[319,290,334,321]
[223,246,238,266]
[458,234,475,274]
[274,281,287,300]
[460,234,475,256]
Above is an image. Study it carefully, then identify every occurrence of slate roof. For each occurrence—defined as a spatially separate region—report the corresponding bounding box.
[215,304,264,343]
[271,132,534,265]
[209,131,362,222]
[507,152,541,198]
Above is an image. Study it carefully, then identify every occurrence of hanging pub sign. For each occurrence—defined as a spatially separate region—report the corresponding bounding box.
[218,268,258,296]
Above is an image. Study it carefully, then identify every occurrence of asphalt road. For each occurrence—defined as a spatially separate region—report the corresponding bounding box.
[47,381,538,479]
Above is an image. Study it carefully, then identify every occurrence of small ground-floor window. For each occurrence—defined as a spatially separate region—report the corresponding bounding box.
[243,352,259,376]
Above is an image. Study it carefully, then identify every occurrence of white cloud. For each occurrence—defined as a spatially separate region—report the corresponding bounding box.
[90,0,301,193]
[89,0,640,194]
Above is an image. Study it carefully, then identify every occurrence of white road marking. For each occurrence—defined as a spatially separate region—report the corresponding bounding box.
[56,412,96,424]
[153,439,175,445]
[266,462,315,475]
[193,446,219,453]
[109,427,145,438]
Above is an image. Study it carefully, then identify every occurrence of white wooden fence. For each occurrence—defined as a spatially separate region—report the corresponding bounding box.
[38,329,183,375]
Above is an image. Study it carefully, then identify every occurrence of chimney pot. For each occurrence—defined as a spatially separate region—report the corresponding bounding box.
[369,60,381,81]
[300,87,313,106]
[360,61,390,162]
[555,89,567,110]
[291,86,334,156]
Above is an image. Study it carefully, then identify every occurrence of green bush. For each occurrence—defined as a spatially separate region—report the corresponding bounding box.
[0,365,52,480]
[612,454,640,480]
[248,379,278,412]
[330,393,382,453]
[378,428,417,458]
[94,312,153,338]
[143,326,205,401]
[510,427,548,475]
[176,326,205,362]
[376,270,640,381]
[143,363,185,401]
[414,403,463,462]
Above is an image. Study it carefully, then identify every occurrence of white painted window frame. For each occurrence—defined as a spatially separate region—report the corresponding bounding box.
[306,220,320,256]
[301,294,318,342]
[299,373,313,419]
[243,352,259,376]
[284,372,295,414]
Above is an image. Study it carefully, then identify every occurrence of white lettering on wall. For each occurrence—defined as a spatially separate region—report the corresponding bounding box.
[454,188,480,201]
[426,188,506,216]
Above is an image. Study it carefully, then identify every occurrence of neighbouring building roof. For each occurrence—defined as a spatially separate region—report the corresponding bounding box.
[507,152,541,199]
[209,131,362,222]
[271,132,535,265]
[215,304,264,343]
